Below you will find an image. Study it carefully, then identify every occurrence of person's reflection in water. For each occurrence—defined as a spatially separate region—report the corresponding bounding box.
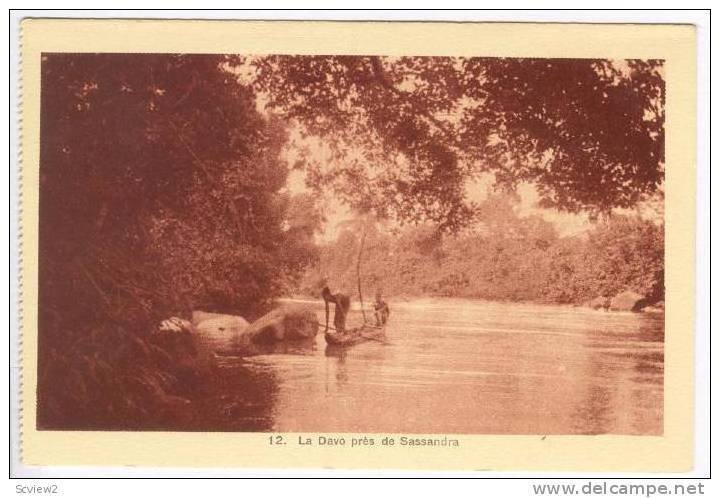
[335,353,350,385]
[324,348,350,387]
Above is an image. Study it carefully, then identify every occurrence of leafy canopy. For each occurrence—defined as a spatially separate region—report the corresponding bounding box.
[249,56,664,230]
[40,54,320,330]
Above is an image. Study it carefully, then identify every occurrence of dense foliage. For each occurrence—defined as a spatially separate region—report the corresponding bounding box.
[38,54,319,428]
[252,56,664,230]
[299,194,664,305]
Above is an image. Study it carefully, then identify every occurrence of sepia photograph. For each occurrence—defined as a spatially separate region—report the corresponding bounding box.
[35,51,666,437]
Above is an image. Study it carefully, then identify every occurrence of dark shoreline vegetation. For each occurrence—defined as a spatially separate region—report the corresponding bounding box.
[297,199,663,308]
[37,54,664,430]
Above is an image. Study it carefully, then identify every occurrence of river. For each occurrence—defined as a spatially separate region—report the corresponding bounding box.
[215,298,663,435]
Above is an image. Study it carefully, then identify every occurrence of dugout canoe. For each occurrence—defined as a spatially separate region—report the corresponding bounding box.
[324,324,386,348]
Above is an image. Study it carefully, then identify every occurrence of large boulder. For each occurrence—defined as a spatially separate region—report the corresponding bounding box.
[245,305,319,343]
[191,310,249,354]
[609,291,647,312]
[192,311,249,336]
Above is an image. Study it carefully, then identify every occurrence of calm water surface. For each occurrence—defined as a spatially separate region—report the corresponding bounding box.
[218,298,663,435]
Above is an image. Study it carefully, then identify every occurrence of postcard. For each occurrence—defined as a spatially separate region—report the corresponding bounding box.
[19,18,696,471]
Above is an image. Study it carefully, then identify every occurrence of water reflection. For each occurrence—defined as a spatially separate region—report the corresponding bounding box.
[221,299,663,435]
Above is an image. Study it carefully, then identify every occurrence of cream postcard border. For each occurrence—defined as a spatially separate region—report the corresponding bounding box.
[20,19,696,471]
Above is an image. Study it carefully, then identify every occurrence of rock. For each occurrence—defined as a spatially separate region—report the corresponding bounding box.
[194,314,249,336]
[642,305,664,313]
[183,307,318,353]
[191,311,249,354]
[245,305,319,343]
[192,311,241,327]
[609,291,647,312]
[642,300,664,313]
[158,317,194,334]
[588,296,610,310]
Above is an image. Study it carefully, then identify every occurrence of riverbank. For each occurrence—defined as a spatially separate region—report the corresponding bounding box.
[281,291,664,314]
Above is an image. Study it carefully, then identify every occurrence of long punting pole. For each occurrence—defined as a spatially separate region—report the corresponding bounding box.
[357,227,368,324]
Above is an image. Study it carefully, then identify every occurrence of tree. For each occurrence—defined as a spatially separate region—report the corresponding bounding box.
[299,198,663,304]
[40,54,320,327]
[580,215,664,300]
[250,56,664,230]
[38,53,324,428]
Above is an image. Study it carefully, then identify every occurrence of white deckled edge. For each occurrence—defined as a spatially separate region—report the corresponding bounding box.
[12,14,25,470]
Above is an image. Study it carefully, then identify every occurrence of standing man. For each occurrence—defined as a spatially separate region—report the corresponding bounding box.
[373,291,390,326]
[321,279,351,334]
